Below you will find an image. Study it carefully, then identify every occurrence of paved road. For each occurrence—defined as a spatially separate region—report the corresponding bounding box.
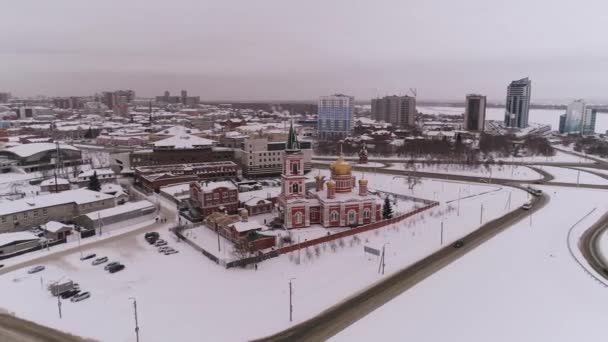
[579,211,608,281]
[254,192,549,342]
[0,314,92,342]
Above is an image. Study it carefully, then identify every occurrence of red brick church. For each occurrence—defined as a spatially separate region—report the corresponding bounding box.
[278,124,382,229]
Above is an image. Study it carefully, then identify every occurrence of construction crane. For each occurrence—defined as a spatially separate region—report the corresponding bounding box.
[409,88,417,97]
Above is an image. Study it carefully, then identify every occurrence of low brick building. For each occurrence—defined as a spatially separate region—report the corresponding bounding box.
[134,161,238,193]
[189,181,238,217]
[204,210,276,252]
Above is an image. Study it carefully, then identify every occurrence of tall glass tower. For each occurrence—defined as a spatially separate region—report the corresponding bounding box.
[504,78,532,128]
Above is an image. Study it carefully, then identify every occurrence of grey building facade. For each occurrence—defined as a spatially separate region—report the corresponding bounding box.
[464,94,487,131]
[371,95,416,128]
[504,77,531,129]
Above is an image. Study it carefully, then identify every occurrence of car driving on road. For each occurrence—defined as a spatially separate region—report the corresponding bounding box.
[522,202,532,210]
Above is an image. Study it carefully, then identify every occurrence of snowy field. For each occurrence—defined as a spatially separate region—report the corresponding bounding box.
[387,163,540,180]
[598,229,608,266]
[0,172,528,342]
[573,167,608,177]
[542,166,608,185]
[333,186,608,342]
[417,106,608,134]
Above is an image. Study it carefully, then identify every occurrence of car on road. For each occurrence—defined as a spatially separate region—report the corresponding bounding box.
[522,202,532,210]
[61,289,80,299]
[155,240,167,247]
[158,246,171,253]
[80,253,96,261]
[108,264,125,273]
[104,262,121,271]
[453,240,464,248]
[165,250,179,255]
[70,292,91,302]
[28,265,45,274]
[92,256,108,265]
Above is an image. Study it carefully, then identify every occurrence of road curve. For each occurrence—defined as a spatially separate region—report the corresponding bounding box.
[253,191,549,342]
[579,211,608,281]
[0,314,93,342]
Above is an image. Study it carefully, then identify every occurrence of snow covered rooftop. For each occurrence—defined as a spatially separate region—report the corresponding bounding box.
[200,180,236,191]
[0,189,114,217]
[84,200,155,220]
[0,231,39,247]
[43,221,73,233]
[40,178,69,186]
[4,143,79,158]
[154,134,216,149]
[78,169,115,178]
[231,220,263,233]
[157,125,202,136]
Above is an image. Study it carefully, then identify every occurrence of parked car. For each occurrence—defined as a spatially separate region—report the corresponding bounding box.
[453,240,465,248]
[104,262,121,271]
[0,264,4,268]
[28,265,45,274]
[61,289,80,299]
[522,202,533,210]
[92,256,108,266]
[80,253,96,261]
[158,246,171,253]
[155,240,167,247]
[70,292,91,302]
[164,250,179,255]
[108,264,125,273]
[145,232,160,244]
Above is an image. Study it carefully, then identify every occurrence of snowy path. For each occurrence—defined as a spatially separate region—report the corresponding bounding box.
[543,166,608,185]
[386,163,540,181]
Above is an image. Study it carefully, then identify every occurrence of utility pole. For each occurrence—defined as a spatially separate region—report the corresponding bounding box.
[216,226,221,252]
[97,212,102,236]
[506,191,512,210]
[57,291,62,319]
[440,221,444,245]
[480,203,484,225]
[576,170,580,187]
[77,227,83,259]
[129,297,140,342]
[289,278,295,322]
[457,187,461,216]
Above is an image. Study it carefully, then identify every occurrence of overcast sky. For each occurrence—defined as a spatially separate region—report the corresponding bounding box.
[2,0,607,102]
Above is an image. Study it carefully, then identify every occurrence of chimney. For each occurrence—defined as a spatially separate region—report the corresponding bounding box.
[327,181,336,199]
[315,175,325,192]
[358,179,368,196]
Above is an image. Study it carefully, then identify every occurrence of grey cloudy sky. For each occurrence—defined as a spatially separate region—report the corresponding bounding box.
[2,0,607,102]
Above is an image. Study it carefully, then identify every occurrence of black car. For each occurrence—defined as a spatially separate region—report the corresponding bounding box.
[61,289,80,299]
[108,264,125,273]
[453,240,464,248]
[80,253,96,261]
[145,232,160,244]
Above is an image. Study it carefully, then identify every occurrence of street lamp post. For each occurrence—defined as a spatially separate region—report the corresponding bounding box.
[288,278,295,322]
[129,297,140,342]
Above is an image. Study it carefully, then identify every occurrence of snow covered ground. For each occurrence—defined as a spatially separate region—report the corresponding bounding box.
[387,163,540,180]
[333,186,608,342]
[573,167,608,177]
[314,160,386,168]
[598,229,608,266]
[0,172,528,342]
[417,106,608,134]
[542,166,608,185]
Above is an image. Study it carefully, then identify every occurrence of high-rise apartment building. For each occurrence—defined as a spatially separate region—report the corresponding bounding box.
[317,94,354,139]
[504,77,531,128]
[371,95,416,128]
[0,92,10,103]
[464,94,486,131]
[101,90,135,109]
[559,99,597,135]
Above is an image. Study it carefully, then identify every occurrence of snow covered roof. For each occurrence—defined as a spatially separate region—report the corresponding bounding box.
[231,220,263,233]
[158,125,201,136]
[0,189,114,217]
[4,143,79,158]
[43,221,73,233]
[101,183,123,194]
[243,196,272,205]
[200,180,236,191]
[84,200,155,221]
[0,231,39,247]
[78,169,115,178]
[40,178,69,186]
[154,134,216,149]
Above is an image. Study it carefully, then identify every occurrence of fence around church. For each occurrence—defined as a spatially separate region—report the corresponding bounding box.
[225,201,439,268]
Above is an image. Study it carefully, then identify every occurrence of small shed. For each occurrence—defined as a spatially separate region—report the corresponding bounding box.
[76,200,156,229]
[40,178,70,193]
[42,221,73,240]
[0,231,40,256]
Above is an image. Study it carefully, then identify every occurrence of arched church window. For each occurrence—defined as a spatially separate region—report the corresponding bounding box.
[295,212,303,224]
[292,183,299,193]
[331,211,339,221]
[292,163,298,175]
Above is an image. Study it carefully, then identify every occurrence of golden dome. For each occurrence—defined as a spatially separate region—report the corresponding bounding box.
[240,208,249,217]
[327,181,336,188]
[330,156,352,176]
[359,178,368,186]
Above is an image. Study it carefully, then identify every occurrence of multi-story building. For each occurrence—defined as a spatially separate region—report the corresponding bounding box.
[134,161,239,192]
[129,134,234,167]
[0,92,10,103]
[0,143,83,173]
[317,94,355,139]
[239,137,312,178]
[464,94,487,131]
[504,77,531,128]
[101,90,135,110]
[155,90,199,106]
[0,188,115,232]
[559,99,597,135]
[189,181,239,217]
[371,95,416,127]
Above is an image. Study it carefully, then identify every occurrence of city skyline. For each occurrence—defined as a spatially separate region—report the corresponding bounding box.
[2,0,608,102]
